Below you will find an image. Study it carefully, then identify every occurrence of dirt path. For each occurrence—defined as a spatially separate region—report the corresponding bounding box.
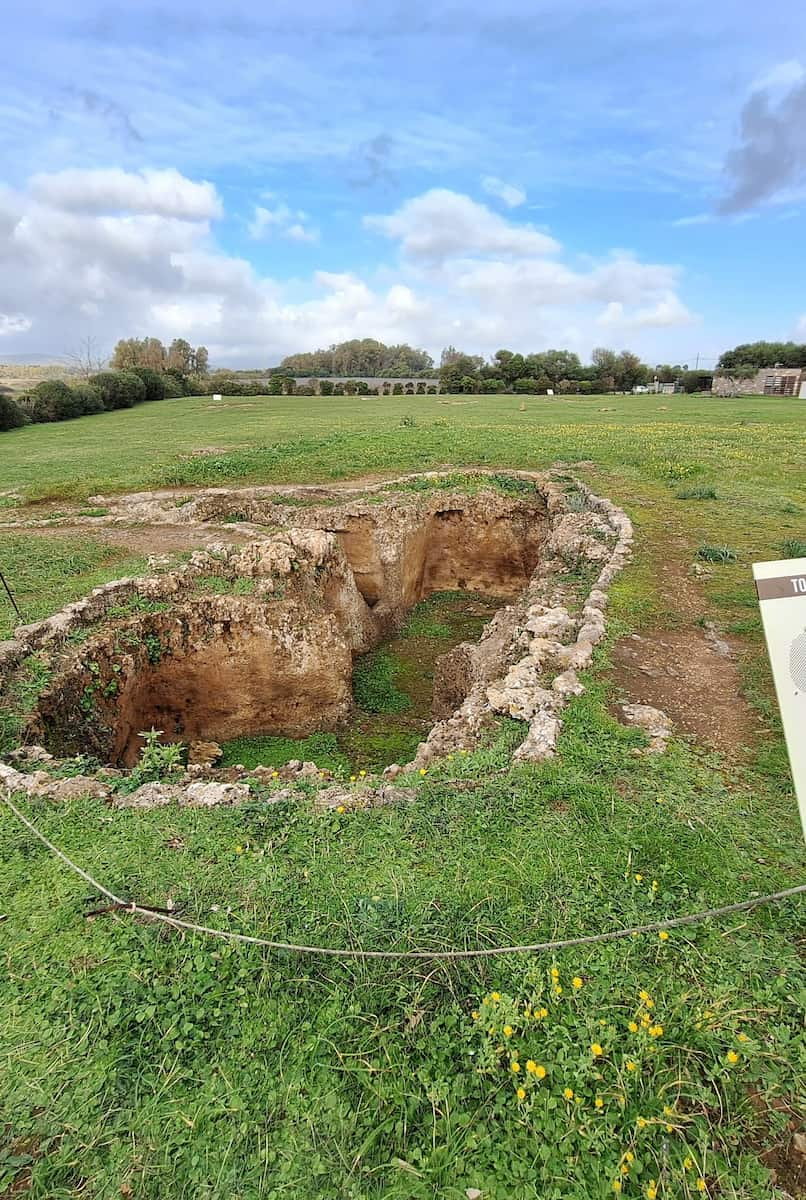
[608,534,761,755]
[9,523,256,555]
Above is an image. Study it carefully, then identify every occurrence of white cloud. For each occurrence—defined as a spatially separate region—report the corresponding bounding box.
[795,314,806,337]
[596,294,693,329]
[0,171,693,366]
[248,202,318,243]
[671,212,713,227]
[481,176,526,207]
[365,189,559,262]
[753,60,805,92]
[29,167,222,219]
[0,313,32,336]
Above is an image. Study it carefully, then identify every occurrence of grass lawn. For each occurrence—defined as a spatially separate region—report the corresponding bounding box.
[1,393,804,1199]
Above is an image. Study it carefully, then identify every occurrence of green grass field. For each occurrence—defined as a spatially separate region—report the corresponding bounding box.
[1,393,805,1199]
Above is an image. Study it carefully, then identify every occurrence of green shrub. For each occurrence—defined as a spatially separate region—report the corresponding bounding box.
[28,379,84,422]
[161,375,185,399]
[118,728,185,793]
[129,366,166,402]
[70,383,105,415]
[0,394,29,431]
[90,370,146,410]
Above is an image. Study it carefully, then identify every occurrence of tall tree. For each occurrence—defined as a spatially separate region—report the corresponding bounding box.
[591,347,618,391]
[614,350,648,392]
[168,338,193,373]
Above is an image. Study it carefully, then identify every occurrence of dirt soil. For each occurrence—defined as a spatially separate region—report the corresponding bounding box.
[608,532,761,755]
[748,1089,806,1199]
[610,628,761,754]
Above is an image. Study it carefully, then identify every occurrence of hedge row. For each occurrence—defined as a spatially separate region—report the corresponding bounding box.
[0,368,187,432]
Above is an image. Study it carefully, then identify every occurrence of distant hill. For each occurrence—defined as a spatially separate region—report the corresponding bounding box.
[0,361,79,396]
[0,353,70,365]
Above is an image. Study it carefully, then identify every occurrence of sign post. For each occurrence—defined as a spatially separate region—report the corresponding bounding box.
[754,556,806,840]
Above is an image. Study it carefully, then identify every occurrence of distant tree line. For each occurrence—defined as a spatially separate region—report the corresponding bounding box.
[110,337,209,376]
[278,339,434,377]
[717,341,806,370]
[434,346,711,395]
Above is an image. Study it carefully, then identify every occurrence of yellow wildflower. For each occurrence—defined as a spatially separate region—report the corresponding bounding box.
[555,985,563,995]
[595,1097,604,1109]
[649,1024,664,1038]
[624,1152,635,1164]
[646,1182,658,1199]
[550,967,559,979]
[626,1060,637,1072]
[665,1124,674,1133]
[645,998,655,1009]
[591,1043,604,1058]
[639,990,651,1003]
[737,1032,749,1043]
[658,930,669,941]
[491,992,501,1002]
[652,879,659,892]
[359,769,366,777]
[683,1158,693,1171]
[613,1182,622,1194]
[663,1106,674,1117]
[726,1050,739,1065]
[511,1061,521,1073]
[635,873,643,883]
[539,1007,549,1018]
[336,805,346,814]
[503,1025,513,1038]
[621,1163,630,1176]
[696,1180,707,1193]
[419,767,427,776]
[563,1087,574,1100]
[628,1021,639,1033]
[516,1086,526,1100]
[637,1116,648,1128]
[572,976,583,989]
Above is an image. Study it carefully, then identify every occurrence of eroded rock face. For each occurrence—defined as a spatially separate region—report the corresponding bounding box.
[0,471,634,789]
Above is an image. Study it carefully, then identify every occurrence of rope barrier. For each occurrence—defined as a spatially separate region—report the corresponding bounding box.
[3,791,805,960]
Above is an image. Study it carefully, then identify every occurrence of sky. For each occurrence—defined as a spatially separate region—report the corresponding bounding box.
[1,0,806,369]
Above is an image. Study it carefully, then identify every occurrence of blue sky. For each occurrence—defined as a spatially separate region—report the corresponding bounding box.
[1,0,806,367]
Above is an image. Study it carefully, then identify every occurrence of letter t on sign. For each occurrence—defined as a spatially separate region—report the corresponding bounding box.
[754,556,806,841]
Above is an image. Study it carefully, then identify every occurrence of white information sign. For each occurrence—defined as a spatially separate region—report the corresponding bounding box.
[753,556,806,840]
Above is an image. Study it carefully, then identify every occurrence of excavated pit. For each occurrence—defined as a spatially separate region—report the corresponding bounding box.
[27,490,550,767]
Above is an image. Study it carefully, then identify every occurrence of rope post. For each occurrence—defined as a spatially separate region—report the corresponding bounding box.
[0,565,22,622]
